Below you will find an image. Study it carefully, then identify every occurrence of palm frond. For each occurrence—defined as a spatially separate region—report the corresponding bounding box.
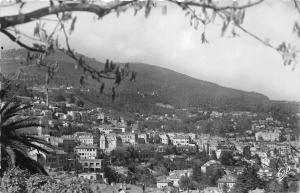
[1,102,33,122]
[5,146,16,167]
[1,116,39,129]
[0,96,18,113]
[14,150,48,175]
[2,121,40,133]
[20,136,53,152]
[0,100,51,175]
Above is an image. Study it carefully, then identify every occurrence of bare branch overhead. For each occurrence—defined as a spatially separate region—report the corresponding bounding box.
[0,0,136,29]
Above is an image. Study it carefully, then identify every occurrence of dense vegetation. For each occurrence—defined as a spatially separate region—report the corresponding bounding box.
[2,49,274,113]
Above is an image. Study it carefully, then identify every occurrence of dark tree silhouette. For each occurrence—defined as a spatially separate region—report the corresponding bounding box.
[0,100,53,175]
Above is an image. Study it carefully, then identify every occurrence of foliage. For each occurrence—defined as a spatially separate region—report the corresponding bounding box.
[191,154,223,187]
[179,176,191,191]
[232,166,266,193]
[0,100,53,175]
[54,94,66,102]
[222,182,229,193]
[103,166,119,184]
[129,165,156,187]
[219,151,235,166]
[0,167,93,193]
[1,167,30,193]
[110,146,140,166]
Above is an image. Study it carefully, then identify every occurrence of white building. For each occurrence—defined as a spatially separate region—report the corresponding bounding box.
[75,145,100,160]
[172,135,190,146]
[78,133,98,145]
[255,131,280,142]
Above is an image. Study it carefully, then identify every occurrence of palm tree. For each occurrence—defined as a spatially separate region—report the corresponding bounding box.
[0,99,53,175]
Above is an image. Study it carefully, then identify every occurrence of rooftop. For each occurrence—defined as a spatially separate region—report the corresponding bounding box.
[75,145,99,149]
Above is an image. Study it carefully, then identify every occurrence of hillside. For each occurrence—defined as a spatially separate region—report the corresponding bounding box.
[1,49,270,114]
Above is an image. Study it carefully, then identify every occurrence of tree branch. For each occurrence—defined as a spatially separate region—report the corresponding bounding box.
[168,0,265,11]
[294,0,300,15]
[56,14,116,81]
[0,1,135,29]
[235,24,276,50]
[0,29,45,53]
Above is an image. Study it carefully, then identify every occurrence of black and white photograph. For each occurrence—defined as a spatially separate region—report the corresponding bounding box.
[0,0,300,192]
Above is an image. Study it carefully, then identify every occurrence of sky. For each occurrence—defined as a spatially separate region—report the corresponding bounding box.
[1,0,300,101]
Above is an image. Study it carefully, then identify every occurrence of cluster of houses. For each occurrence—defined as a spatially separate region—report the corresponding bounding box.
[10,94,300,193]
[27,123,300,192]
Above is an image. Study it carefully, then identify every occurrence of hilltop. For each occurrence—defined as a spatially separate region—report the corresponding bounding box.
[1,49,270,115]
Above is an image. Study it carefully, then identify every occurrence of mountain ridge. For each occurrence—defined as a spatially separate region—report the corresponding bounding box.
[1,49,270,113]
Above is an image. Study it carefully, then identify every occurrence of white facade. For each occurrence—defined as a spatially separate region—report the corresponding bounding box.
[78,134,96,145]
[75,145,99,160]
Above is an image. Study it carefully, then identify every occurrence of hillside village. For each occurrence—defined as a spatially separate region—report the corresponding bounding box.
[1,0,300,191]
[6,87,300,193]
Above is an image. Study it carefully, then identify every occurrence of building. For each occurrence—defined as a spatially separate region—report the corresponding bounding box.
[167,169,192,187]
[255,131,280,142]
[77,133,98,145]
[217,174,237,191]
[137,133,149,144]
[118,133,137,145]
[159,134,170,145]
[61,138,77,154]
[107,133,122,152]
[99,134,107,151]
[75,145,100,160]
[172,135,191,146]
[157,179,173,189]
[257,168,274,180]
[78,172,103,181]
[201,160,222,174]
[210,111,223,118]
[78,159,106,172]
[29,148,68,171]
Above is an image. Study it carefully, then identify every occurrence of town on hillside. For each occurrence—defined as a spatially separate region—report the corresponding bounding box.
[1,91,299,193]
[1,0,300,193]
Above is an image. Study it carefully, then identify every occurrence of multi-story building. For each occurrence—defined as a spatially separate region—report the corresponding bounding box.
[106,133,122,152]
[255,131,280,142]
[40,135,76,154]
[75,145,100,160]
[118,133,137,145]
[172,135,190,146]
[78,159,106,172]
[77,133,98,145]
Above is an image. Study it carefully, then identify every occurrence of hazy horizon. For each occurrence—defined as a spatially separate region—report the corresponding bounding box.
[1,0,300,102]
